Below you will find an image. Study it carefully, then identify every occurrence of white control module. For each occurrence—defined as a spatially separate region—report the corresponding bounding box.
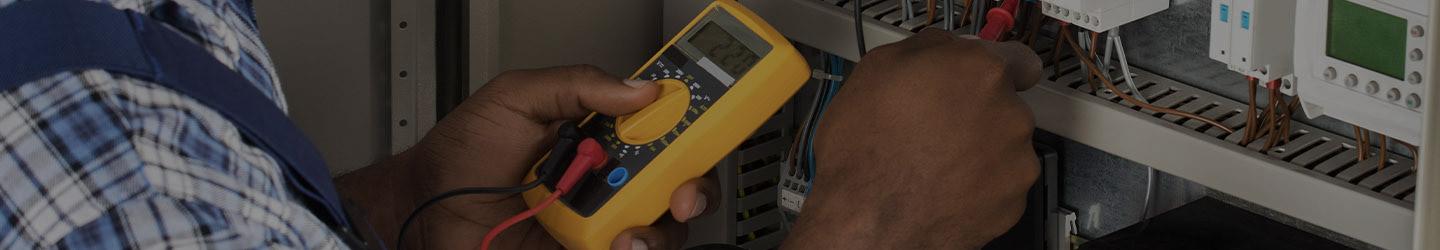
[1294,0,1430,144]
[1208,0,1297,94]
[1038,0,1168,32]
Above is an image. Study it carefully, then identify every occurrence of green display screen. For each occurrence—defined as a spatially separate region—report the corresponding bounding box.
[689,23,759,77]
[1327,0,1408,80]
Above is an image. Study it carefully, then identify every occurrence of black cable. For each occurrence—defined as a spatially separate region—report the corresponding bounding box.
[394,177,546,249]
[853,0,867,57]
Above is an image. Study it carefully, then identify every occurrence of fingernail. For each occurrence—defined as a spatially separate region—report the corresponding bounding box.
[689,193,708,220]
[623,79,653,88]
[631,239,649,250]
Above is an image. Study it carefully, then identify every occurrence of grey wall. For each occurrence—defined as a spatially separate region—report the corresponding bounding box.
[256,0,391,174]
[471,0,665,92]
[257,0,665,174]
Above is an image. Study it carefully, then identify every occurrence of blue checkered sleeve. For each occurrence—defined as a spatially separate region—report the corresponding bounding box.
[0,0,341,249]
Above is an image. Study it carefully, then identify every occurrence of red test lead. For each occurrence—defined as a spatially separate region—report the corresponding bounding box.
[978,0,1020,41]
[481,138,608,250]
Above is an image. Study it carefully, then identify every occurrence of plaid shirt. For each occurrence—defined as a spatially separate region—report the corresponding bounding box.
[0,0,343,248]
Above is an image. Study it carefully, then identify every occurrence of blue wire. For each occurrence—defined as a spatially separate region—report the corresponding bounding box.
[806,55,844,193]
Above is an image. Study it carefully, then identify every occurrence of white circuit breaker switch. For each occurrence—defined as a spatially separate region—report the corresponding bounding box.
[1038,0,1168,32]
[1209,0,1297,87]
[1295,0,1430,144]
[1209,0,1232,67]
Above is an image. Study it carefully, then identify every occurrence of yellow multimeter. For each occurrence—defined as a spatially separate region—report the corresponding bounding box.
[520,0,808,249]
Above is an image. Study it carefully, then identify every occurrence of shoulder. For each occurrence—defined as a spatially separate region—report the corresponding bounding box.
[0,71,333,248]
[0,0,288,109]
[0,1,324,247]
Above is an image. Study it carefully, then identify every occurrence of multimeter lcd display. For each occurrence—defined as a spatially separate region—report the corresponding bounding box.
[689,22,759,78]
[1326,0,1407,80]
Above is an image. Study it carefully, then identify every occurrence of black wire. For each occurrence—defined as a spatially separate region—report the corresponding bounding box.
[394,177,546,248]
[853,0,867,57]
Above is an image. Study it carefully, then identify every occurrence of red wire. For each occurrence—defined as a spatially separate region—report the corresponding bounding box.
[478,138,607,250]
[479,190,564,250]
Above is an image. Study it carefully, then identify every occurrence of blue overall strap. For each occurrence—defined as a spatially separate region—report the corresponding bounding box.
[0,0,353,231]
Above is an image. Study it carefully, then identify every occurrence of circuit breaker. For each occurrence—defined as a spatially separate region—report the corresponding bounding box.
[1037,0,1168,32]
[1294,0,1430,144]
[1208,0,1297,90]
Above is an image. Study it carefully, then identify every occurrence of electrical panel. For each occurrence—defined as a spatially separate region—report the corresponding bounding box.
[1208,0,1297,92]
[664,0,1438,248]
[1294,0,1430,144]
[1038,0,1168,32]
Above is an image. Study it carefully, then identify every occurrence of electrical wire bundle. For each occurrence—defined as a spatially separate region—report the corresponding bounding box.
[1232,61,1414,173]
[1237,77,1301,153]
[1353,126,1396,171]
[1058,25,1234,135]
[788,55,846,195]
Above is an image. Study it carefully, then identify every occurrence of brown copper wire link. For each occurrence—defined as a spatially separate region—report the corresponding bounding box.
[1283,97,1300,144]
[1242,78,1259,145]
[1354,126,1368,161]
[1082,31,1094,88]
[960,0,975,27]
[1263,86,1283,151]
[1400,141,1418,171]
[1022,3,1044,46]
[1050,25,1067,80]
[1378,135,1389,171]
[927,0,937,27]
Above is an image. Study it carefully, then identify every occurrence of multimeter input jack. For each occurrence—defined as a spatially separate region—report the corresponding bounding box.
[606,167,630,188]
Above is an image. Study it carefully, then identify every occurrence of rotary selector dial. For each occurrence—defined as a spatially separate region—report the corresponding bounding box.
[615,79,690,145]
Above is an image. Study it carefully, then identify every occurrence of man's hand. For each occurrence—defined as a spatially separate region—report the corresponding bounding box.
[338,65,716,250]
[785,29,1043,249]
